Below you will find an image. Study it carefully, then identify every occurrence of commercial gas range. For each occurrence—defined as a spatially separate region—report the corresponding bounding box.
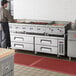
[9,21,71,56]
[9,21,71,36]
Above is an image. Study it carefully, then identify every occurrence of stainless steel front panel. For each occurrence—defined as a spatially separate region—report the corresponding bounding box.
[11,35,34,43]
[11,42,34,51]
[35,37,57,46]
[68,30,76,57]
[68,40,76,57]
[35,45,57,54]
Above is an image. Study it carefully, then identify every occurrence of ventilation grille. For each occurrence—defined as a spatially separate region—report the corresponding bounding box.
[58,41,64,55]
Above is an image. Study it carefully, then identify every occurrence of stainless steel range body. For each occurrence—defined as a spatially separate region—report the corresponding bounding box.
[67,30,76,60]
[9,21,71,56]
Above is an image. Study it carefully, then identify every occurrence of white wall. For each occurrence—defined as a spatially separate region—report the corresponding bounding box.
[14,0,76,22]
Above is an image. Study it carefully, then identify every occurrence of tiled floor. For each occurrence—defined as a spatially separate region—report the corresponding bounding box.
[14,64,72,76]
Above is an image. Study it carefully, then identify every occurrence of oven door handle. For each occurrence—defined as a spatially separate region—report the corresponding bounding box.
[14,37,24,41]
[40,47,52,52]
[14,44,24,48]
[40,39,52,44]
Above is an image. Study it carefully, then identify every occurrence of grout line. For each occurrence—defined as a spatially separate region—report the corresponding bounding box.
[30,57,44,66]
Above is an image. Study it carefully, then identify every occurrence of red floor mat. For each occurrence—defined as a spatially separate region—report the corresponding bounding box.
[32,57,76,75]
[15,53,76,75]
[15,53,42,66]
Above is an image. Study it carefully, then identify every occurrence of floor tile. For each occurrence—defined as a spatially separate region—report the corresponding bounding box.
[14,64,72,76]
